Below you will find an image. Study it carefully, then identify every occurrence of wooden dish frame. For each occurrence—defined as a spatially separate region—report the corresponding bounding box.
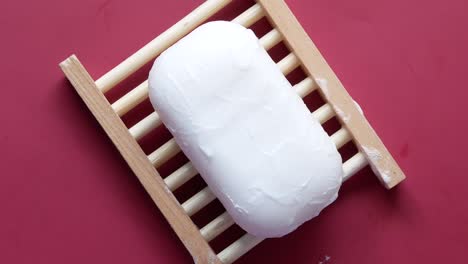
[59,0,405,263]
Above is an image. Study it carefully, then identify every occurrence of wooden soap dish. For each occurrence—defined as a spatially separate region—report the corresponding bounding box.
[59,0,406,263]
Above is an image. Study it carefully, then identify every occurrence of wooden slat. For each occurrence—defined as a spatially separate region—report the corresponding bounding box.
[218,234,263,264]
[259,29,281,50]
[129,112,161,140]
[294,77,316,98]
[257,0,405,188]
[165,162,198,191]
[343,152,368,181]
[59,55,222,264]
[331,127,352,149]
[231,3,264,27]
[148,138,179,168]
[112,80,148,117]
[200,212,234,242]
[182,187,216,217]
[277,52,300,76]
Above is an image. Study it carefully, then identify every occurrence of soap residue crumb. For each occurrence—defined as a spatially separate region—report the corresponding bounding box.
[318,255,331,264]
[362,146,390,180]
[335,107,350,123]
[353,99,364,115]
[382,170,392,184]
[226,193,250,216]
[315,77,329,98]
[362,146,382,162]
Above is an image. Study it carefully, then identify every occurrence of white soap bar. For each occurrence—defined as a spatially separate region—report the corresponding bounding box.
[148,21,343,238]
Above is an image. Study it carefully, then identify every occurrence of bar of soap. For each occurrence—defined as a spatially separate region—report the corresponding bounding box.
[148,21,343,238]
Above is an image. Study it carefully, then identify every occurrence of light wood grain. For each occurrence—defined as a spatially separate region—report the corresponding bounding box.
[257,0,406,188]
[59,55,222,264]
[165,162,199,191]
[95,0,233,93]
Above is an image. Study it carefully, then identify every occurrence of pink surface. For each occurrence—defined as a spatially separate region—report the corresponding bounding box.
[1,0,467,263]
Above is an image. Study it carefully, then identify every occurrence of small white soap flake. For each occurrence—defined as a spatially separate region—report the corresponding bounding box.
[382,170,392,184]
[335,107,350,123]
[318,255,331,264]
[362,146,390,179]
[362,146,382,162]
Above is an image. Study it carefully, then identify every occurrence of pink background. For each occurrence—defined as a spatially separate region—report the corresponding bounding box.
[1,0,467,263]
